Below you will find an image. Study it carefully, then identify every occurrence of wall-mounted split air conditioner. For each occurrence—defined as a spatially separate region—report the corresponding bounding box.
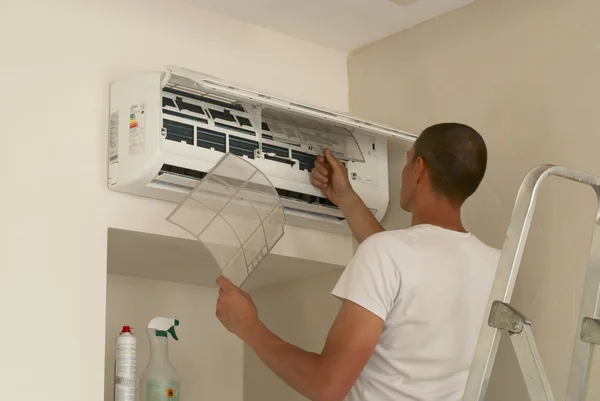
[107,66,416,235]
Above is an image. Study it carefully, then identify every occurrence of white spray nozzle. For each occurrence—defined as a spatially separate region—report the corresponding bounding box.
[147,317,180,340]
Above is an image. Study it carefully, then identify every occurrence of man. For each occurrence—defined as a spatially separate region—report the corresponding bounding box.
[215,122,500,401]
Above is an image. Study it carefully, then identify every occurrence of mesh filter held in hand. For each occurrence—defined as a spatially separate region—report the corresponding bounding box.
[166,153,286,287]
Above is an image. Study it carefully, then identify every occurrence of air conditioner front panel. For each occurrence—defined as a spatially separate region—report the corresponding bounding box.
[165,65,418,144]
[108,67,403,235]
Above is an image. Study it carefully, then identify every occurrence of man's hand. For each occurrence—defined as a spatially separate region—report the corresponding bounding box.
[312,149,384,243]
[215,276,261,342]
[311,149,356,206]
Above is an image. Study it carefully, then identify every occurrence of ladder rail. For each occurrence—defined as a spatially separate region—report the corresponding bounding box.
[512,324,556,401]
[486,301,556,401]
[463,165,600,401]
[566,218,600,400]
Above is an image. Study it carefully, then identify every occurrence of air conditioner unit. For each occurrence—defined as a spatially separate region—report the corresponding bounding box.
[108,66,416,235]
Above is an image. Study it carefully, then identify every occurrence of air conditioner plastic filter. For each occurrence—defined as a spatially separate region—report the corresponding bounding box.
[166,153,286,287]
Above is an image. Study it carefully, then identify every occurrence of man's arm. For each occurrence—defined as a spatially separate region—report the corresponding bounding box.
[216,278,384,401]
[311,150,384,243]
[336,191,385,244]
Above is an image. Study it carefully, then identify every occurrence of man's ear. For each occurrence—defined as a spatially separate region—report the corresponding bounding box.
[414,156,427,182]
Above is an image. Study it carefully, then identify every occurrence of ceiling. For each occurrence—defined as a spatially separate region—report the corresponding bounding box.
[187,0,475,51]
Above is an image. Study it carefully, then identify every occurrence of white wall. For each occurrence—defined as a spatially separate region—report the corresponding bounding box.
[0,1,349,400]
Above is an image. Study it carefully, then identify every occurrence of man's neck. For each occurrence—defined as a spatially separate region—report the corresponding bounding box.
[410,199,466,233]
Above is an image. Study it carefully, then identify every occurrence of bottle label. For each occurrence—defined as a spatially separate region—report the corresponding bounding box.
[116,342,137,378]
[145,380,180,401]
[115,384,136,401]
[115,338,136,401]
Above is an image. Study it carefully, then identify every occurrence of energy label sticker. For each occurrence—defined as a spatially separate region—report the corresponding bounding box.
[128,103,146,155]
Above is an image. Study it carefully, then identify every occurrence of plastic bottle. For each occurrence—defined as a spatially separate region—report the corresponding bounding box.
[140,317,180,401]
[114,325,137,401]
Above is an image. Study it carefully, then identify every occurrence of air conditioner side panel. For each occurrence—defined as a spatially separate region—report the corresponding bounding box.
[108,71,163,195]
[348,132,389,222]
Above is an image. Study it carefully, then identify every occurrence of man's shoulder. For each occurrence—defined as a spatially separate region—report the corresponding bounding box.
[361,226,501,256]
[470,235,502,259]
[362,227,439,245]
[357,229,419,254]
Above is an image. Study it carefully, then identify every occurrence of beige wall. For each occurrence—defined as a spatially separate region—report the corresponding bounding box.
[349,0,600,399]
[244,270,343,401]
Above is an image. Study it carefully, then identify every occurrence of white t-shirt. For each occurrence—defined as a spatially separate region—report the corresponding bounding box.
[332,224,500,401]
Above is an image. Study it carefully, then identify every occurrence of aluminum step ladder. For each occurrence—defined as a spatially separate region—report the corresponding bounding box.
[463,165,600,401]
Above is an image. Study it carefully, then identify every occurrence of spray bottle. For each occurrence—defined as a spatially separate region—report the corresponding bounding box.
[140,317,181,401]
[114,325,137,401]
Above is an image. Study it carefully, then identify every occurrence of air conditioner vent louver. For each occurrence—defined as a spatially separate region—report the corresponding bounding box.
[196,128,226,152]
[229,136,257,159]
[163,87,245,112]
[175,96,206,116]
[263,143,289,158]
[214,122,254,136]
[164,119,194,145]
[209,108,236,123]
[164,109,208,124]
[292,151,317,172]
[158,164,339,211]
[160,163,207,180]
[162,97,176,108]
[161,95,320,171]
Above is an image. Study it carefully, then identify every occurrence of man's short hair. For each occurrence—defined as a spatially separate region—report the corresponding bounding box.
[412,122,487,206]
